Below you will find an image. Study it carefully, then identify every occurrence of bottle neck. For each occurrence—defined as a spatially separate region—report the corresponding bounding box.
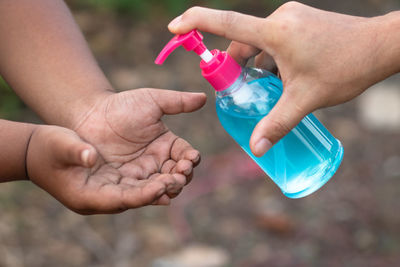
[215,69,246,98]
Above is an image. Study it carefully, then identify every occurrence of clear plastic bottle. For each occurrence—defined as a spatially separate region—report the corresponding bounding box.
[215,67,343,198]
[155,30,343,198]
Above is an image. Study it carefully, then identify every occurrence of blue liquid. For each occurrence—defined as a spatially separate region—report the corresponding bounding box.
[216,69,343,198]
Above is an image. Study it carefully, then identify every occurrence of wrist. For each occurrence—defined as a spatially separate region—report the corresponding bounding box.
[64,88,115,130]
[385,11,400,74]
[371,11,400,76]
[24,125,39,181]
[0,120,38,182]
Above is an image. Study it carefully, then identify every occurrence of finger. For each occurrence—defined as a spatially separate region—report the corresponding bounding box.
[249,89,311,157]
[121,176,168,208]
[168,7,267,49]
[227,41,277,74]
[148,173,186,197]
[166,188,183,199]
[173,159,193,176]
[185,171,194,185]
[170,137,197,162]
[51,129,98,168]
[166,173,187,195]
[147,89,207,115]
[161,159,176,174]
[192,154,201,167]
[255,51,278,74]
[118,159,192,209]
[164,159,194,185]
[152,194,171,205]
[227,41,261,66]
[184,149,200,167]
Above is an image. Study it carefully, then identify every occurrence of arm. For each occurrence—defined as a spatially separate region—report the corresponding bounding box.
[0,0,111,128]
[168,3,400,156]
[0,119,97,183]
[0,120,36,182]
[0,0,207,210]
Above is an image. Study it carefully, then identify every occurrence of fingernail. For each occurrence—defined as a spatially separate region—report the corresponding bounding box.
[192,92,206,97]
[193,154,200,164]
[168,15,182,29]
[254,138,272,157]
[81,149,90,166]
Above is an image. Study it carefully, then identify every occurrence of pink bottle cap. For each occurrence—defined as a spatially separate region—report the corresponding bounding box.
[199,49,241,91]
[155,30,242,91]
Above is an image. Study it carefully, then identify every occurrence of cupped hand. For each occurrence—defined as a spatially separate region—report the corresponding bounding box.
[28,89,206,214]
[168,2,399,156]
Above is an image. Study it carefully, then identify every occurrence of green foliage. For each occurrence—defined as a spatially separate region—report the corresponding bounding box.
[71,0,282,18]
[0,76,23,119]
[73,0,229,17]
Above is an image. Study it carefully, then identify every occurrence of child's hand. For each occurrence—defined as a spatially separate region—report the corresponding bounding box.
[59,88,206,214]
[27,124,195,214]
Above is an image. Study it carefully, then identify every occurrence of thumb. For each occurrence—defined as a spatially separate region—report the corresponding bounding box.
[52,129,98,168]
[147,89,207,115]
[168,7,268,49]
[250,92,310,157]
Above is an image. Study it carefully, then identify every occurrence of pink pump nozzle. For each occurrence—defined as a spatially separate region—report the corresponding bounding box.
[155,30,242,91]
[155,30,213,64]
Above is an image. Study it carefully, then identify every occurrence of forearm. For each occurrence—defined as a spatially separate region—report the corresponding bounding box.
[0,0,113,128]
[0,120,37,182]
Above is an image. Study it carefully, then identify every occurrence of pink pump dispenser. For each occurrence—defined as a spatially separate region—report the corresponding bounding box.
[155,30,242,91]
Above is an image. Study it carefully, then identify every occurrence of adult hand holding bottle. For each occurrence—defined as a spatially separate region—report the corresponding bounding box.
[168,2,400,157]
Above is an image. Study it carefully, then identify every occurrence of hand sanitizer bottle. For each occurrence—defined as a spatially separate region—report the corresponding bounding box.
[155,30,343,198]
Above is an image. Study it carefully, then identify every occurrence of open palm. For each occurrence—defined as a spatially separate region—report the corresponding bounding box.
[29,89,206,214]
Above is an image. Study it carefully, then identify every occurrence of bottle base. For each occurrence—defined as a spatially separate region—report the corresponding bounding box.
[281,145,344,199]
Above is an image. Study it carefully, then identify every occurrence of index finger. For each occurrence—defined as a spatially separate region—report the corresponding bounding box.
[168,7,268,50]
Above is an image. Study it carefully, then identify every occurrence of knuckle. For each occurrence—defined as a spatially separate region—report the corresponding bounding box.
[271,1,303,24]
[267,2,305,45]
[183,6,201,20]
[278,1,302,12]
[220,10,237,29]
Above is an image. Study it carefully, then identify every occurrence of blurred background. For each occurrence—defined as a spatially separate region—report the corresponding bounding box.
[1,0,400,266]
